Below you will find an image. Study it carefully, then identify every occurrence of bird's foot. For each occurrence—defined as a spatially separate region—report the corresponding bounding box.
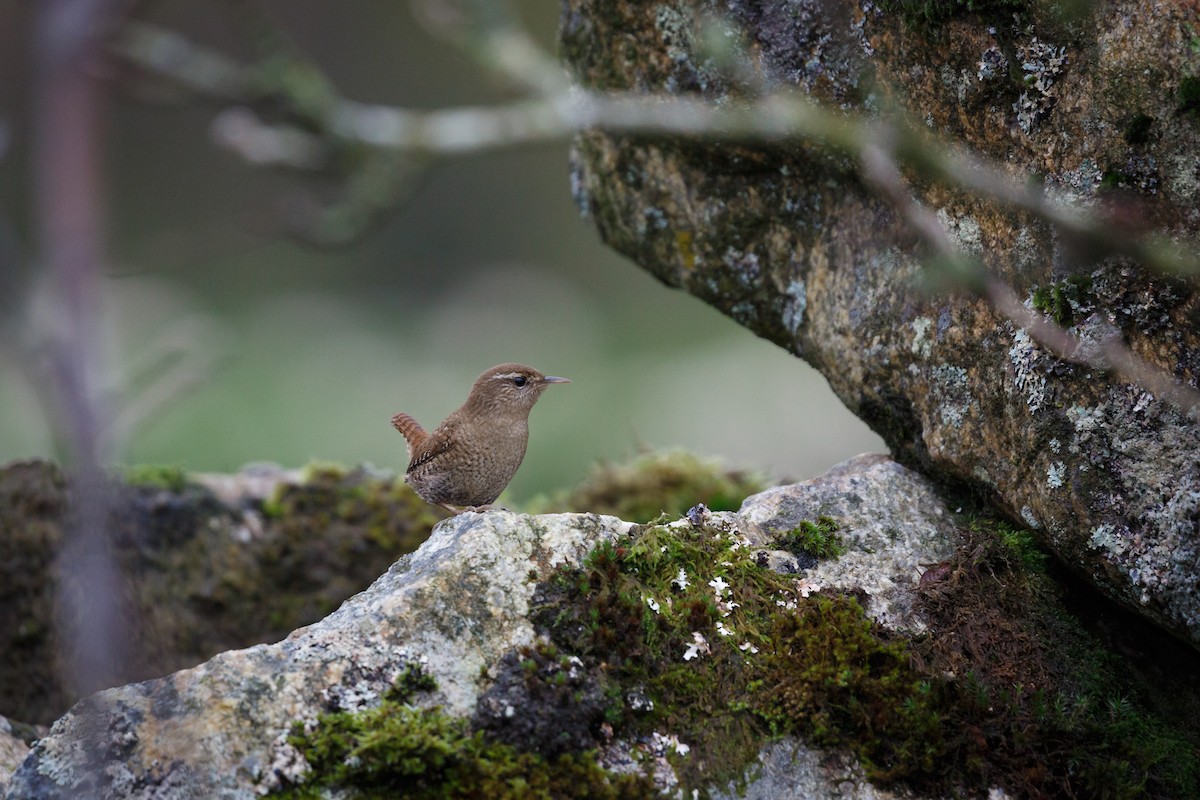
[439,503,508,515]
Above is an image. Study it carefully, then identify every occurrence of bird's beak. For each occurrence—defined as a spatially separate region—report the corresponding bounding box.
[543,375,570,384]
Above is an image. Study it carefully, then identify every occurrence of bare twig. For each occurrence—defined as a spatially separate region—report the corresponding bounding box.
[108,20,1200,281]
[411,0,569,95]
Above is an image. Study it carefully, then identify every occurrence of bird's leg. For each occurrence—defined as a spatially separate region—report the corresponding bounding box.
[439,503,507,514]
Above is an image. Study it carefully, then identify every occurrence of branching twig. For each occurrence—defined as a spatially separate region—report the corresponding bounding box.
[108,19,1200,282]
[105,4,1200,414]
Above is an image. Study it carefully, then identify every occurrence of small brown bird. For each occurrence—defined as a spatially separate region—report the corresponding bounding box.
[391,363,570,512]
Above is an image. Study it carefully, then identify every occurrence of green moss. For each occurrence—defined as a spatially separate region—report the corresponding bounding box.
[534,520,942,791]
[210,463,441,648]
[526,450,766,523]
[532,515,1200,797]
[991,520,1048,570]
[534,523,791,792]
[264,461,444,550]
[757,594,944,781]
[276,668,655,799]
[775,516,846,560]
[1178,74,1200,117]
[1030,274,1094,326]
[121,464,189,492]
[913,519,1200,798]
[1124,113,1154,145]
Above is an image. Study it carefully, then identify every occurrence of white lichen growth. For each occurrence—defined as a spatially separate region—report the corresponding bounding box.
[931,364,972,428]
[671,568,690,591]
[682,631,710,661]
[1013,37,1067,134]
[1021,506,1042,530]
[911,316,934,358]
[977,45,1006,81]
[783,278,807,336]
[1047,461,1066,489]
[1009,328,1049,413]
[936,209,983,255]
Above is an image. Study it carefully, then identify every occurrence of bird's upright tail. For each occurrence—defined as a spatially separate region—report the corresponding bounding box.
[390,412,428,461]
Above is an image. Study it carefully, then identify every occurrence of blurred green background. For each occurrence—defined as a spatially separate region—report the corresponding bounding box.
[0,1,883,503]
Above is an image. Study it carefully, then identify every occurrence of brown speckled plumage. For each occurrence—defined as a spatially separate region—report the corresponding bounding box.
[391,363,569,511]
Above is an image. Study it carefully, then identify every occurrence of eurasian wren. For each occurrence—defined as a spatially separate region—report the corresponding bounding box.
[391,363,570,512]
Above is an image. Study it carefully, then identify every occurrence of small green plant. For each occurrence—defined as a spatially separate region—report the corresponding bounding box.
[121,464,189,492]
[1178,74,1200,117]
[993,521,1048,571]
[1124,113,1154,145]
[1030,274,1094,326]
[776,516,846,559]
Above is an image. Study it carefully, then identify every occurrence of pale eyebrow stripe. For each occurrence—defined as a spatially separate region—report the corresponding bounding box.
[492,372,525,381]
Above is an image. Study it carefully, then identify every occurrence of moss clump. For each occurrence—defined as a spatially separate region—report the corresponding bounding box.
[1030,274,1094,326]
[534,520,944,791]
[1178,74,1200,117]
[121,464,190,492]
[526,450,766,523]
[263,461,444,552]
[277,667,655,799]
[0,460,69,724]
[226,463,442,640]
[534,524,791,791]
[913,519,1200,798]
[775,516,846,560]
[1124,112,1154,144]
[991,520,1048,570]
[533,514,1200,798]
[757,594,944,781]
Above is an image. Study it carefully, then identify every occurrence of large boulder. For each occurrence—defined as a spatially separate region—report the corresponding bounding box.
[0,460,441,725]
[563,0,1200,648]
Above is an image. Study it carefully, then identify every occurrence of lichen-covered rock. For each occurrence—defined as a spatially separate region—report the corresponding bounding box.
[712,738,909,800]
[562,0,1200,648]
[0,460,441,725]
[739,453,957,632]
[0,717,32,798]
[4,512,638,799]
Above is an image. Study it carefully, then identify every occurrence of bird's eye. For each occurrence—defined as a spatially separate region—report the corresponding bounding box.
[512,376,528,387]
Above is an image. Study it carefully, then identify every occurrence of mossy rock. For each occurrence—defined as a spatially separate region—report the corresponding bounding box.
[0,459,444,725]
[527,451,767,523]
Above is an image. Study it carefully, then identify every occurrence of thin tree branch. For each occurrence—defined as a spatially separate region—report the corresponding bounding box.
[108,20,1199,281]
[34,0,131,699]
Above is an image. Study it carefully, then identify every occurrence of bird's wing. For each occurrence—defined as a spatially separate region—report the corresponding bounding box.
[391,412,428,460]
[406,423,457,473]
